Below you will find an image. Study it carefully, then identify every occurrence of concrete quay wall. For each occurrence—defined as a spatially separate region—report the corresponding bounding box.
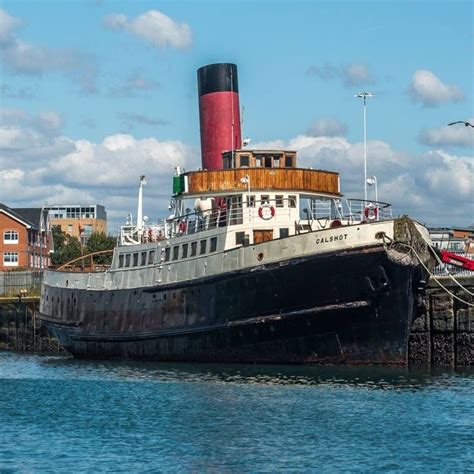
[0,298,63,353]
[409,276,473,367]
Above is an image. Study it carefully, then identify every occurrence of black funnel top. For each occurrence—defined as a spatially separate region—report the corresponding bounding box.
[197,63,239,96]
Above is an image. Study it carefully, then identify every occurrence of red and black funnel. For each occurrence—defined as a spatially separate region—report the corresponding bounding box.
[197,63,242,170]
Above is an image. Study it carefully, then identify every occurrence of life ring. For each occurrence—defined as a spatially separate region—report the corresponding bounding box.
[258,204,275,220]
[364,204,378,221]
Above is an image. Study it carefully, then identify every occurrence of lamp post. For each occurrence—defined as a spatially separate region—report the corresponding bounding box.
[355,92,374,204]
[240,174,251,222]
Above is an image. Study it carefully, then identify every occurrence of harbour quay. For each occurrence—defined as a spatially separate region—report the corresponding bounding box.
[1,276,472,367]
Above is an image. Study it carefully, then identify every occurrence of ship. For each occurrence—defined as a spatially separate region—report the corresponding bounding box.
[39,63,436,365]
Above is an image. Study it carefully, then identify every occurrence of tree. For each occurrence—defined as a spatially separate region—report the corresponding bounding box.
[50,228,82,266]
[85,232,116,264]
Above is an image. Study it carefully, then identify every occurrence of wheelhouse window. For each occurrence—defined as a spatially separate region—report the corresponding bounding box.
[275,195,284,207]
[285,155,294,167]
[264,156,272,168]
[261,195,270,205]
[288,195,297,208]
[125,254,131,267]
[164,247,171,262]
[172,246,179,261]
[133,253,139,267]
[3,252,19,266]
[200,239,207,255]
[182,243,188,259]
[118,254,124,268]
[3,230,19,244]
[210,237,217,252]
[148,250,155,265]
[240,155,249,167]
[246,195,256,207]
[191,242,197,257]
[141,251,147,266]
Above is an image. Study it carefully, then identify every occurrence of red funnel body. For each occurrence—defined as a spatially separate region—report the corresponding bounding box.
[198,64,241,170]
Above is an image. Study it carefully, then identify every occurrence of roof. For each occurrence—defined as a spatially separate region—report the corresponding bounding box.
[12,208,44,226]
[0,203,37,229]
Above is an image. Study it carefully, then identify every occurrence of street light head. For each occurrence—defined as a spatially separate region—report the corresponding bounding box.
[355,92,374,99]
[367,177,376,186]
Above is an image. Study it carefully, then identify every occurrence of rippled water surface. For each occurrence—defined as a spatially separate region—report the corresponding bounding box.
[1,352,473,472]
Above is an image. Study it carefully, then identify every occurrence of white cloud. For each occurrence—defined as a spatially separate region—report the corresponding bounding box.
[103,10,192,49]
[251,133,472,226]
[1,107,472,230]
[0,9,97,93]
[110,72,160,97]
[408,70,464,106]
[0,111,199,230]
[419,120,474,148]
[306,62,373,87]
[0,8,20,42]
[306,118,347,137]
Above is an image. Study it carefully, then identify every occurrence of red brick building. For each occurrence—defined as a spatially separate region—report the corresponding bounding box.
[0,204,52,271]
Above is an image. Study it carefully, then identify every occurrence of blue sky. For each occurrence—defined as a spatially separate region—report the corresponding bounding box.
[0,0,472,231]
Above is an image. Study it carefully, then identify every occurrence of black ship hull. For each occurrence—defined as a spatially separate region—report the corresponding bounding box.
[40,246,427,365]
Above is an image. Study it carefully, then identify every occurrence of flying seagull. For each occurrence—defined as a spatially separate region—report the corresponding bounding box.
[448,121,474,127]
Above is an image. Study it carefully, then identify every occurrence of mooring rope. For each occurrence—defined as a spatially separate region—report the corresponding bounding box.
[389,240,473,307]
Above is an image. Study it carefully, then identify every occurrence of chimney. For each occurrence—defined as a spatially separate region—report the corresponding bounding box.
[197,63,242,170]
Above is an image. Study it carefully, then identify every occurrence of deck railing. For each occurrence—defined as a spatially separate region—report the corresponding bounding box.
[345,199,393,222]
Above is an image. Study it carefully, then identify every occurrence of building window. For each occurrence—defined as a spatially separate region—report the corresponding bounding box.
[164,247,171,262]
[148,250,155,265]
[182,243,188,259]
[3,252,19,266]
[240,155,249,167]
[118,254,124,268]
[264,156,272,168]
[133,253,139,266]
[210,237,217,252]
[246,195,256,207]
[236,231,245,245]
[261,195,270,205]
[285,155,294,167]
[172,246,179,261]
[279,228,289,238]
[125,254,131,267]
[275,195,284,207]
[191,242,197,257]
[3,230,19,244]
[141,251,147,266]
[288,195,297,208]
[200,240,207,255]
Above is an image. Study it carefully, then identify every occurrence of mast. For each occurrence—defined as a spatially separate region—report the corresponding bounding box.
[137,175,146,233]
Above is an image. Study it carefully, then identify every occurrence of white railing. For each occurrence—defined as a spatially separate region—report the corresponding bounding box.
[345,199,393,222]
[119,199,294,246]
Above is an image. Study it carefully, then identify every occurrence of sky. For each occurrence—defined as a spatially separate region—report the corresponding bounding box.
[0,0,472,233]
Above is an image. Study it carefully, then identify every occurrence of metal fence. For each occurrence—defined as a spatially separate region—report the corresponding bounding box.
[432,253,474,277]
[0,271,43,297]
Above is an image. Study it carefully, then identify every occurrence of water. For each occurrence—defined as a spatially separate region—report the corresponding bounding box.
[1,352,473,472]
